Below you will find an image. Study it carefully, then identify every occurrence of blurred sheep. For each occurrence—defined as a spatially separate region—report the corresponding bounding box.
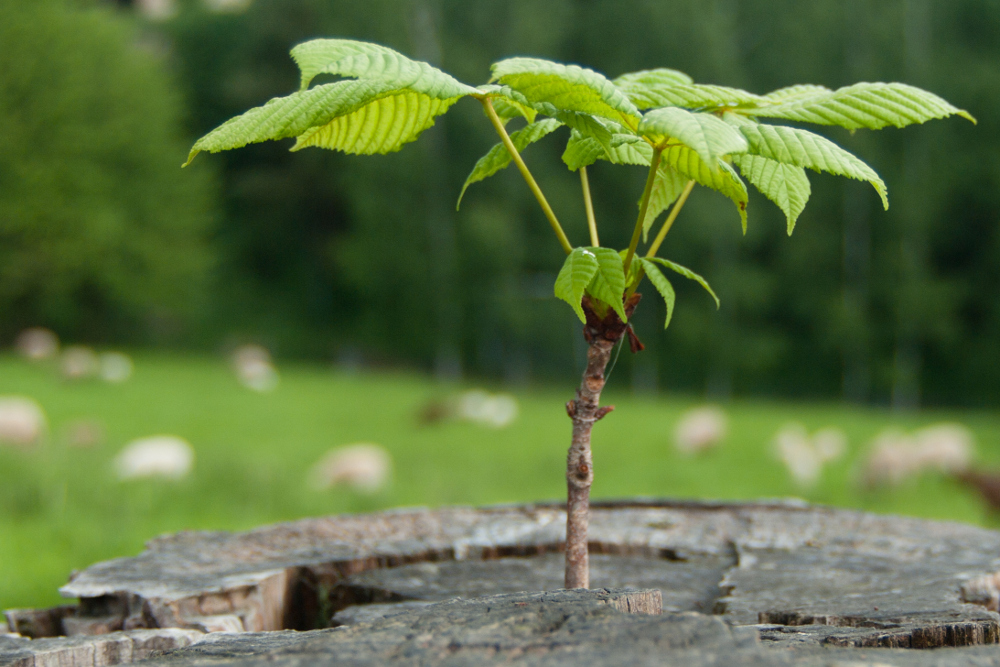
[135,0,176,20]
[673,406,728,455]
[861,423,974,488]
[860,430,919,488]
[310,443,391,493]
[60,346,98,380]
[0,397,47,447]
[232,344,279,392]
[14,328,59,361]
[99,352,133,383]
[774,423,820,488]
[773,423,847,488]
[419,390,520,429]
[115,436,194,481]
[914,423,974,474]
[456,390,519,429]
[812,427,847,462]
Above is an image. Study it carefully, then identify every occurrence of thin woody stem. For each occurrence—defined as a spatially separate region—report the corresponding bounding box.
[564,295,640,589]
[622,147,663,275]
[580,167,599,246]
[481,98,573,255]
[564,336,614,589]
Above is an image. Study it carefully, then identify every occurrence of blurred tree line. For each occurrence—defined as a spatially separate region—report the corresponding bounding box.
[3,0,998,408]
[0,0,216,343]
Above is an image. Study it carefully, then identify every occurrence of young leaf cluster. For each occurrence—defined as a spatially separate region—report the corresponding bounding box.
[187,39,974,331]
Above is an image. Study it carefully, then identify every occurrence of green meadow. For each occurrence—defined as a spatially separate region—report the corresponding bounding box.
[1,353,998,610]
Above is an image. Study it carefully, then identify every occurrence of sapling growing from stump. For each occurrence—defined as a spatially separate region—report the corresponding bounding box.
[185,39,974,589]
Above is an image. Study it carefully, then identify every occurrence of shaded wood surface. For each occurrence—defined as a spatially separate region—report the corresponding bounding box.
[4,500,1000,665]
[0,629,203,667]
[329,552,733,621]
[125,589,1000,667]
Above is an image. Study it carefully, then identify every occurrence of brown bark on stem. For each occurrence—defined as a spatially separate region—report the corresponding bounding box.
[564,293,643,589]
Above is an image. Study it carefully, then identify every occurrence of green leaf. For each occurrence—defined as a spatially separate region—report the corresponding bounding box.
[647,257,719,308]
[290,39,388,89]
[628,83,764,111]
[751,82,976,130]
[605,138,655,166]
[554,247,600,323]
[637,258,676,327]
[562,128,654,170]
[763,84,831,102]
[547,108,616,152]
[618,249,643,285]
[456,118,562,208]
[293,90,461,155]
[612,68,694,109]
[491,97,536,124]
[491,57,640,126]
[639,107,749,169]
[186,78,402,165]
[641,164,688,241]
[584,246,628,322]
[290,38,477,99]
[662,145,749,233]
[477,84,538,124]
[187,41,479,165]
[613,68,693,89]
[733,121,888,209]
[733,155,811,235]
[562,131,605,171]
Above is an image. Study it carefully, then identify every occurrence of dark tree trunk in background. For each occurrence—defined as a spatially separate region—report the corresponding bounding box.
[892,0,932,410]
[409,0,462,380]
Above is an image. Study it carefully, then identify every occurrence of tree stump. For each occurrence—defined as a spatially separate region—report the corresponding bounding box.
[4,499,1000,665]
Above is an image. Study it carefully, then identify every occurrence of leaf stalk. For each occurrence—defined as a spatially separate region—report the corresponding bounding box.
[580,167,599,246]
[481,97,573,254]
[646,179,696,259]
[622,147,663,276]
[624,179,697,300]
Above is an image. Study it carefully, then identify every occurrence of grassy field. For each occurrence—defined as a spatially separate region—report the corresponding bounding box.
[1,353,998,611]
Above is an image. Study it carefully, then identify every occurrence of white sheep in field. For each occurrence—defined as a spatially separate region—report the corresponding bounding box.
[99,352,134,383]
[60,346,98,380]
[115,436,194,481]
[231,344,279,392]
[310,443,392,493]
[673,406,728,455]
[772,423,847,488]
[14,327,59,361]
[0,396,47,447]
[914,423,974,474]
[861,422,974,488]
[456,390,519,429]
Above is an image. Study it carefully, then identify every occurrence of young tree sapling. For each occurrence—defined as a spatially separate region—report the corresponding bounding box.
[184,39,974,589]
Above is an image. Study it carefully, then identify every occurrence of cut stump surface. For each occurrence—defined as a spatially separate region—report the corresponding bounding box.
[4,499,1000,665]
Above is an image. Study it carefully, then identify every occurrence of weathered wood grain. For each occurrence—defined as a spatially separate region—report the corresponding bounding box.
[4,500,1000,665]
[0,628,204,667]
[131,589,1000,667]
[329,552,733,622]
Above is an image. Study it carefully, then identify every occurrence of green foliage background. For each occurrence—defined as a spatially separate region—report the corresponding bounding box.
[4,0,1000,408]
[0,0,216,344]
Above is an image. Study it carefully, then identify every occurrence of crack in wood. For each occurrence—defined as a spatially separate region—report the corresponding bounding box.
[7,501,1000,664]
